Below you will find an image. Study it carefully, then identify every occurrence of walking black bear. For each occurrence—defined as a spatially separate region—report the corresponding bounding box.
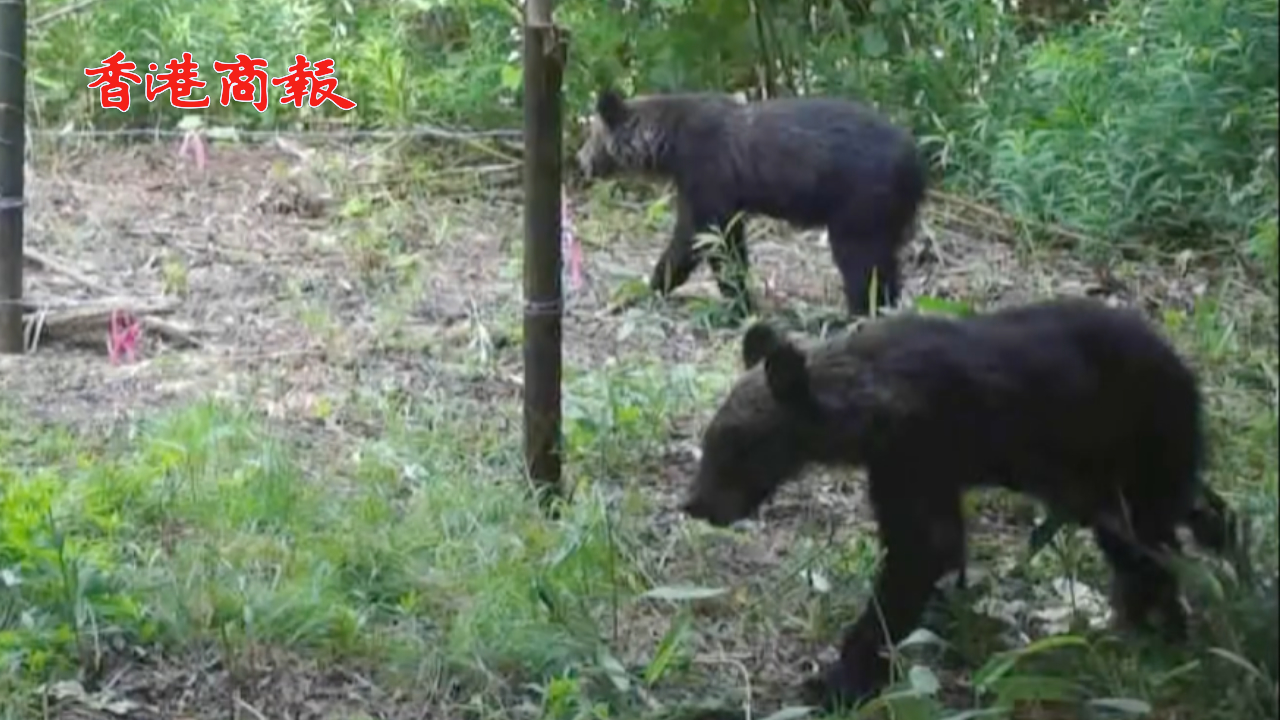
[575,88,927,318]
[682,297,1238,710]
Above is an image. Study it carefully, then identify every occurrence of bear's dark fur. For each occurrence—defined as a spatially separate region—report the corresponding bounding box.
[681,297,1237,710]
[574,88,927,317]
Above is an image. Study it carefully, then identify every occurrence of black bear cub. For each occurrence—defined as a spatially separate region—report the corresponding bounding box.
[682,297,1237,710]
[575,87,927,318]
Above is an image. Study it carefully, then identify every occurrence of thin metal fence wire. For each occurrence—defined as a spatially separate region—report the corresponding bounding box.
[25,126,523,141]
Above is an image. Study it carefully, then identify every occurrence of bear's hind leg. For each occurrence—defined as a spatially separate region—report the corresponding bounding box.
[1093,503,1188,641]
[1095,433,1202,642]
[828,223,901,317]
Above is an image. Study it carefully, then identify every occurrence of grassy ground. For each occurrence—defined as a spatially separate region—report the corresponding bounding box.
[0,140,1276,720]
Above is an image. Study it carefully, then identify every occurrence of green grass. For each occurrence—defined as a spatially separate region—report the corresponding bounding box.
[29,0,1276,276]
[1,260,1276,719]
[9,0,1278,716]
[0,342,732,717]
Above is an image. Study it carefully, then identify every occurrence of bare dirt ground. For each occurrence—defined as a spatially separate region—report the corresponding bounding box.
[0,141,1223,720]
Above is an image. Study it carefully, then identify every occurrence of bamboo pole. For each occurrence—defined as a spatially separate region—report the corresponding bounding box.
[0,0,26,354]
[521,0,569,504]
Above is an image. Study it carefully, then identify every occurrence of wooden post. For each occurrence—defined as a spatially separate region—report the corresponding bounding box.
[0,0,25,354]
[522,0,568,504]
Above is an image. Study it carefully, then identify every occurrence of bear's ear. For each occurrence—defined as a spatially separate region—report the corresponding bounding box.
[764,342,814,411]
[743,323,817,411]
[596,87,629,128]
[742,322,784,369]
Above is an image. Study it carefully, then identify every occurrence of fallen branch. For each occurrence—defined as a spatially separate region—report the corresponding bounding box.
[428,161,522,178]
[19,295,177,314]
[140,316,202,349]
[926,189,1095,249]
[22,295,200,350]
[22,249,204,351]
[23,247,124,297]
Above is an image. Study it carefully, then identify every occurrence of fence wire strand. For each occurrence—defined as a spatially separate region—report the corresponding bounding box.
[26,125,523,141]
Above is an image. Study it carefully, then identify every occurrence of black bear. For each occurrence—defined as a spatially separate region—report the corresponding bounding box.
[574,87,927,318]
[681,297,1238,710]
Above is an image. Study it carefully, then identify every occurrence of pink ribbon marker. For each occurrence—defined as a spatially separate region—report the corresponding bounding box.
[107,309,143,364]
[177,129,208,170]
[562,187,583,292]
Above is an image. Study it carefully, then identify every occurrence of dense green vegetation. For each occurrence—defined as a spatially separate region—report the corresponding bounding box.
[4,0,1277,718]
[36,0,1278,269]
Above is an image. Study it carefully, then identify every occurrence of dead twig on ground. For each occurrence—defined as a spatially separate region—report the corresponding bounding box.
[927,190,1095,250]
[19,295,176,314]
[140,315,202,349]
[24,247,124,297]
[22,295,200,349]
[22,247,203,350]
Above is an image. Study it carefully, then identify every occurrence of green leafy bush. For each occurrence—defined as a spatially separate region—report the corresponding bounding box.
[966,0,1278,257]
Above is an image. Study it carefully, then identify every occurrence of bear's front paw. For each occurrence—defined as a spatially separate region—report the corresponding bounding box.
[799,660,884,712]
[648,271,676,297]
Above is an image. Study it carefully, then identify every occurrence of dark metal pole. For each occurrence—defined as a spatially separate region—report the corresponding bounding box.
[0,0,25,354]
[521,0,568,506]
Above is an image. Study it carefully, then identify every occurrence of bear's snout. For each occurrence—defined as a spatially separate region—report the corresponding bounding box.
[681,494,737,527]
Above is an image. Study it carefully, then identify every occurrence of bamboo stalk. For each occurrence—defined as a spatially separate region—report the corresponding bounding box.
[521,0,569,506]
